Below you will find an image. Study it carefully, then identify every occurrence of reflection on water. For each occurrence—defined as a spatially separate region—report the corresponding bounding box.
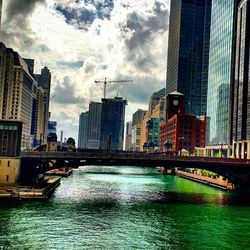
[0,166,250,249]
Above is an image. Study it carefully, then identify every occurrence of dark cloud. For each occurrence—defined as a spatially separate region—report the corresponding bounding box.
[56,0,114,30]
[53,76,87,105]
[121,0,169,72]
[1,0,46,47]
[5,0,46,21]
[56,61,84,69]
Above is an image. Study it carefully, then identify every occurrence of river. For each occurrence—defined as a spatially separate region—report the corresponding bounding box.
[0,166,250,249]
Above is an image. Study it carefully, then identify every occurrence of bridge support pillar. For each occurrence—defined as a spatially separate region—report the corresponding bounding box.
[247,142,250,159]
[241,143,245,159]
[236,143,240,158]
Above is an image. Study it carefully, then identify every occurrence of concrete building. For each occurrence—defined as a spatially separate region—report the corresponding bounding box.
[151,97,165,119]
[0,47,38,149]
[0,43,14,120]
[166,0,212,116]
[0,0,2,28]
[125,121,132,151]
[231,0,250,159]
[0,120,22,185]
[87,102,102,149]
[100,97,127,151]
[34,67,51,143]
[140,111,151,151]
[131,109,146,151]
[34,87,45,146]
[132,109,146,126]
[78,112,89,149]
[148,88,165,115]
[206,0,239,151]
[131,122,142,151]
[12,51,38,149]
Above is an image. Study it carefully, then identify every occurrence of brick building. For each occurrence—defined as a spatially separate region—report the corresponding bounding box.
[159,114,206,153]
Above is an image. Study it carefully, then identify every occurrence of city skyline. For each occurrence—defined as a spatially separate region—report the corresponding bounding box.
[0,0,170,142]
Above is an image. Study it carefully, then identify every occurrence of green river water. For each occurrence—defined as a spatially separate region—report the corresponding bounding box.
[0,166,250,249]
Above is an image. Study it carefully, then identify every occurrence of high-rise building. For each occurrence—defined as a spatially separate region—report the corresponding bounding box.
[131,109,146,151]
[206,0,239,147]
[78,112,89,149]
[34,66,51,143]
[0,42,50,149]
[34,87,45,146]
[140,111,151,151]
[148,88,165,114]
[125,121,132,151]
[100,97,127,151]
[0,0,2,28]
[23,58,35,74]
[12,52,38,149]
[0,43,14,120]
[0,46,38,149]
[231,0,250,159]
[151,97,165,119]
[166,0,212,116]
[87,102,102,149]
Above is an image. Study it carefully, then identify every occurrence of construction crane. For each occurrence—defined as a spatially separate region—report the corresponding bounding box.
[94,77,133,99]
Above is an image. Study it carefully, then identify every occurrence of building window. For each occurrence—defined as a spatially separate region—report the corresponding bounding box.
[0,160,1,166]
[6,175,9,182]
[2,147,6,152]
[7,161,10,167]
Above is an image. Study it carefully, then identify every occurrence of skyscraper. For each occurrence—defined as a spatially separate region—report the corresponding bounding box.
[131,109,146,151]
[125,121,132,151]
[78,112,89,149]
[0,45,38,149]
[87,102,102,149]
[0,0,2,29]
[231,0,250,159]
[166,0,212,116]
[34,87,45,146]
[206,0,239,147]
[34,66,51,143]
[100,97,127,151]
[148,88,165,115]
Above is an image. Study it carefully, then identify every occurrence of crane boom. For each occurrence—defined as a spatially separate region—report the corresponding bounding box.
[94,78,133,98]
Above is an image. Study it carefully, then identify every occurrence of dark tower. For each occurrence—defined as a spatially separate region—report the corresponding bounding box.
[166,0,212,116]
[100,97,127,151]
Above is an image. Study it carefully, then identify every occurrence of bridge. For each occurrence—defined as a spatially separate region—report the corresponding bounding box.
[20,151,250,189]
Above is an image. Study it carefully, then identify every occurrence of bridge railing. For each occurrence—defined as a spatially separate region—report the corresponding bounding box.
[20,151,250,164]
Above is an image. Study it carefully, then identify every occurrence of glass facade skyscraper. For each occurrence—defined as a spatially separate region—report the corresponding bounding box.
[166,0,212,117]
[100,97,127,151]
[87,102,102,149]
[207,0,238,145]
[231,0,250,159]
[78,112,89,149]
[232,0,250,141]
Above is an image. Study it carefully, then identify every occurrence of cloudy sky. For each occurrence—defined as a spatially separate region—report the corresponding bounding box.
[1,0,170,142]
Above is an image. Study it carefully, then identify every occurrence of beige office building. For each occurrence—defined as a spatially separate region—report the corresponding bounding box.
[0,44,38,149]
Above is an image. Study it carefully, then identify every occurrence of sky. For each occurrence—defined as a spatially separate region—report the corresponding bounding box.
[0,0,170,143]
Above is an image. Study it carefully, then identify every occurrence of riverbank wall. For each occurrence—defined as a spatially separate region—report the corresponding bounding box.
[176,170,234,190]
[0,176,61,200]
